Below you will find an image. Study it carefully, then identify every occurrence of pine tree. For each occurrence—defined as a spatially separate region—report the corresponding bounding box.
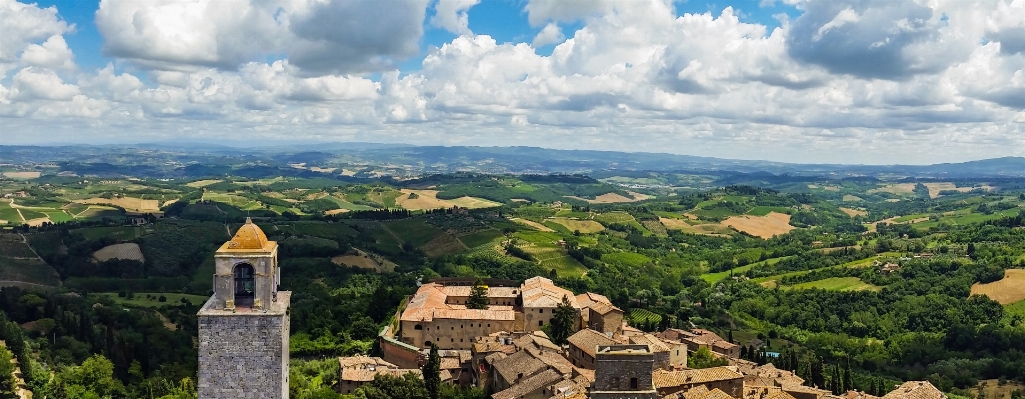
[466,278,489,310]
[423,344,441,399]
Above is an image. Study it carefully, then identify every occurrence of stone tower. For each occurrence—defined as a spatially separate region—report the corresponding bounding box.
[198,218,291,399]
[590,345,661,399]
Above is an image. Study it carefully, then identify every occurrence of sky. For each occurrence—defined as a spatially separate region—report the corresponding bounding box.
[0,0,1023,165]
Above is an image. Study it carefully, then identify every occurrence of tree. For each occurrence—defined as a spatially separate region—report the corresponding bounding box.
[355,373,428,399]
[548,295,578,345]
[740,345,749,360]
[422,344,440,399]
[687,347,730,369]
[728,329,734,343]
[466,279,489,310]
[43,354,127,399]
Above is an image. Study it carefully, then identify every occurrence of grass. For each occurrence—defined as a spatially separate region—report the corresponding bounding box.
[383,219,443,247]
[548,218,605,234]
[754,252,899,287]
[514,230,564,245]
[43,211,74,223]
[325,195,375,210]
[1004,298,1025,323]
[539,255,587,278]
[0,257,61,285]
[629,308,662,325]
[747,206,790,216]
[594,211,635,224]
[18,209,46,220]
[93,292,211,308]
[700,256,789,283]
[458,229,504,248]
[0,202,22,222]
[785,277,881,292]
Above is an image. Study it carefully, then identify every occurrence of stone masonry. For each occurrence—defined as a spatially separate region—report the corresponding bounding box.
[197,292,291,399]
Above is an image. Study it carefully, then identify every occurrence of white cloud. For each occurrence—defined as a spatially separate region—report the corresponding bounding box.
[0,0,72,63]
[20,35,75,69]
[2,0,1024,164]
[10,67,79,101]
[532,23,565,47]
[95,0,429,75]
[431,0,480,36]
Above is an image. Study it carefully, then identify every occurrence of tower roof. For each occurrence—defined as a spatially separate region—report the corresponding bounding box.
[218,218,276,253]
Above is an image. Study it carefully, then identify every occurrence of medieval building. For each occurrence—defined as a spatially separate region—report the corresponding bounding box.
[197,218,291,399]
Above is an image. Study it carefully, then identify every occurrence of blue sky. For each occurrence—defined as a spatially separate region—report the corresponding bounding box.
[1,0,1023,164]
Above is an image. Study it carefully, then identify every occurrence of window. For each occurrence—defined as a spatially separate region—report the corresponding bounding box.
[539,320,544,326]
[539,309,544,314]
[451,327,454,330]
[414,324,423,330]
[630,378,638,389]
[451,338,454,342]
[487,323,491,327]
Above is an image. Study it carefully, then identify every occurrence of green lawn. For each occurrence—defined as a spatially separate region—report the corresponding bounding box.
[93,292,211,308]
[458,229,504,248]
[785,277,881,292]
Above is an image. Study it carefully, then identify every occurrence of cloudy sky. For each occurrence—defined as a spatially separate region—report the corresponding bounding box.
[1,0,1023,164]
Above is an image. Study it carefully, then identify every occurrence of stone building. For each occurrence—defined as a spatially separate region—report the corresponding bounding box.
[575,292,624,334]
[652,366,745,398]
[589,345,661,399]
[396,276,583,351]
[197,218,291,399]
[337,356,421,394]
[566,329,619,369]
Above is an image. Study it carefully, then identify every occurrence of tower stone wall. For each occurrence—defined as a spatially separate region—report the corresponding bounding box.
[197,293,291,399]
[198,219,290,399]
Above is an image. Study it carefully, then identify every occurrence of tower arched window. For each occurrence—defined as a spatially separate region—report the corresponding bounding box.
[234,263,255,297]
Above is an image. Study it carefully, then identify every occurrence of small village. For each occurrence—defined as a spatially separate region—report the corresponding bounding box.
[330,276,949,399]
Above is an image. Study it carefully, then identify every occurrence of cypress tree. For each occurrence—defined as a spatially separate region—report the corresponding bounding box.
[843,357,853,394]
[741,345,749,360]
[831,364,842,394]
[466,278,489,310]
[423,344,441,399]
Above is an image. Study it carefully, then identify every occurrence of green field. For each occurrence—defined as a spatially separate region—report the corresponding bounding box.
[18,209,46,220]
[93,292,211,308]
[43,211,74,223]
[594,212,635,224]
[458,229,504,248]
[0,257,61,285]
[753,253,897,286]
[383,219,442,247]
[0,202,22,222]
[325,195,375,210]
[747,206,790,216]
[701,256,789,283]
[629,308,662,325]
[786,277,881,292]
[539,255,587,278]
[1004,299,1025,325]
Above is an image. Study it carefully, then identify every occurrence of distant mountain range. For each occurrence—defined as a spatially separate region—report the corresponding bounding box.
[2,143,1024,178]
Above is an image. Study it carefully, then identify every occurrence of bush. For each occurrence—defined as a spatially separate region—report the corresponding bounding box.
[158,295,166,302]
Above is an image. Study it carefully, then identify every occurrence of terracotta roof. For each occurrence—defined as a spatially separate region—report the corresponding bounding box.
[492,369,564,399]
[881,382,946,399]
[652,367,744,389]
[492,350,546,385]
[630,334,672,352]
[575,292,613,307]
[681,385,710,399]
[338,355,397,369]
[441,286,520,298]
[400,283,516,322]
[567,329,618,357]
[703,389,736,399]
[763,391,799,399]
[521,276,579,308]
[845,391,880,399]
[588,302,622,315]
[782,384,830,395]
[341,367,421,382]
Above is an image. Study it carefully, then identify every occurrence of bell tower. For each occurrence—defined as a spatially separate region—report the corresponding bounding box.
[197,218,291,399]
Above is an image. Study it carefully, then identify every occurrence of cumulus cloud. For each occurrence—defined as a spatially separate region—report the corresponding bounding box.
[96,0,428,75]
[431,0,480,35]
[0,0,72,63]
[532,23,565,47]
[20,35,75,69]
[3,0,1024,163]
[787,0,973,80]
